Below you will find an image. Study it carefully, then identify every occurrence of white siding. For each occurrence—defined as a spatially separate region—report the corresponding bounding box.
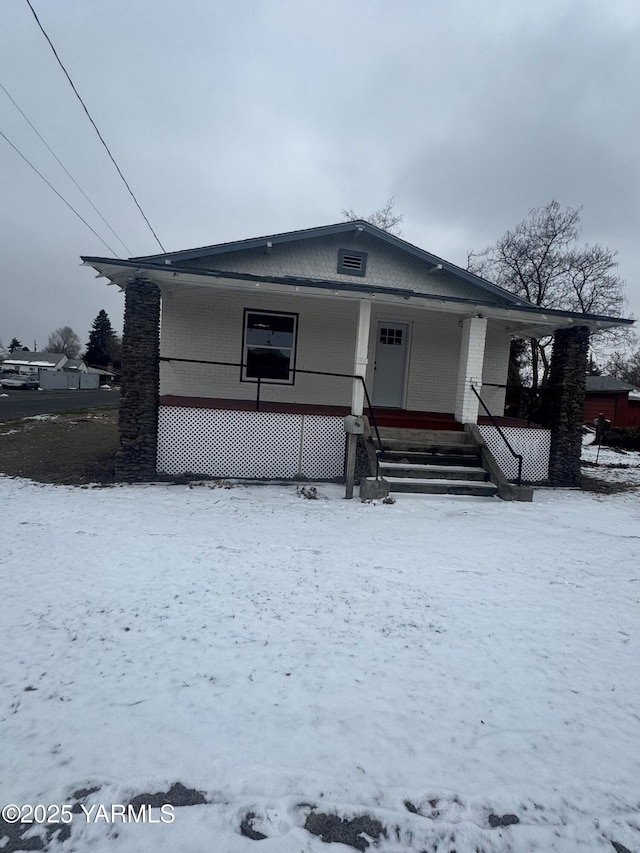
[160,288,358,406]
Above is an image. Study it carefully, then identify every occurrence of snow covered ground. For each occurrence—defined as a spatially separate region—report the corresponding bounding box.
[1,454,639,852]
[582,438,640,489]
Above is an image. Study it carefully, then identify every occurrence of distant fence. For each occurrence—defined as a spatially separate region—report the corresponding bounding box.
[38,371,100,390]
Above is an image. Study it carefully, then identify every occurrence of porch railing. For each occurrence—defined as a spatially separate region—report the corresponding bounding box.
[471,385,523,487]
[158,356,385,454]
[482,382,550,426]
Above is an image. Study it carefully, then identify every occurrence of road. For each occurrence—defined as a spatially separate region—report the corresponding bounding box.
[0,388,120,421]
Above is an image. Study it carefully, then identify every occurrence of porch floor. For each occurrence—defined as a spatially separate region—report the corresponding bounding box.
[159,396,538,429]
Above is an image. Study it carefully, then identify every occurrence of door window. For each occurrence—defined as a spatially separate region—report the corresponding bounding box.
[379,327,404,346]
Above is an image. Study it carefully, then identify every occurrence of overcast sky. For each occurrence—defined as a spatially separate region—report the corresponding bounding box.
[1,0,639,354]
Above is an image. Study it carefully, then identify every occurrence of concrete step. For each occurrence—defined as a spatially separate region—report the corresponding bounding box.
[377,427,473,445]
[388,477,498,497]
[379,462,489,482]
[380,449,481,467]
[373,430,496,497]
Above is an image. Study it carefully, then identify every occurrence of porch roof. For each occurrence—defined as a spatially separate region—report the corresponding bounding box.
[82,253,634,337]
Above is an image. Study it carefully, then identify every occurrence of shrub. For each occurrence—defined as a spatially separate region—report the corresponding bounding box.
[601,426,640,451]
[297,485,318,500]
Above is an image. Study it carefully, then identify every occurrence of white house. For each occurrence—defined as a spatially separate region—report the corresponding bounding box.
[2,351,68,374]
[82,221,632,492]
[64,359,89,373]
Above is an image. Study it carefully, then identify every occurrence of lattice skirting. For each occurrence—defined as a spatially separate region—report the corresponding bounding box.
[478,425,551,482]
[157,406,346,479]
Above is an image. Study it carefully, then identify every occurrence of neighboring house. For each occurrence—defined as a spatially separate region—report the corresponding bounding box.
[40,358,107,391]
[82,220,633,488]
[584,376,640,428]
[1,351,68,374]
[84,365,119,388]
[63,359,89,373]
[1,353,103,390]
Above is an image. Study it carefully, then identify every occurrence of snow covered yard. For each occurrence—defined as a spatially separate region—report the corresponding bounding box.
[1,468,639,852]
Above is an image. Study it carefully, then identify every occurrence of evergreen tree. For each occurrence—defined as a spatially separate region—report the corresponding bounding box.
[85,310,118,368]
[8,337,23,352]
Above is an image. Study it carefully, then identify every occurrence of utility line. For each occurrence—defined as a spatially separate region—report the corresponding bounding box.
[0,80,132,256]
[0,127,118,256]
[24,0,166,252]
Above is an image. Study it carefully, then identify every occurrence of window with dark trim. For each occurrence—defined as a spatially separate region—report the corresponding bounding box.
[241,310,297,384]
[337,248,367,276]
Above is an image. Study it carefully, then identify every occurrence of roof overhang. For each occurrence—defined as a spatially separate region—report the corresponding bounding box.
[81,256,635,338]
[126,219,526,308]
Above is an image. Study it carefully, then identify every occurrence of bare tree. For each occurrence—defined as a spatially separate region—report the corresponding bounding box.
[604,349,640,387]
[342,196,404,235]
[46,326,81,359]
[468,200,627,392]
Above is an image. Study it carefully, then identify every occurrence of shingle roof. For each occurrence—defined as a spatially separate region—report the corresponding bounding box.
[585,375,637,393]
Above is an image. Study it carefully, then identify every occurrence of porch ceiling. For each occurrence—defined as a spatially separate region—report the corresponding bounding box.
[81,256,634,337]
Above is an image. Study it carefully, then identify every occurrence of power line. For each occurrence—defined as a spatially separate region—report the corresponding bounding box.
[24,0,166,253]
[0,80,132,256]
[0,126,119,255]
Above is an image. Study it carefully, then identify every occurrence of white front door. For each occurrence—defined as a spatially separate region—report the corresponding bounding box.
[372,322,409,407]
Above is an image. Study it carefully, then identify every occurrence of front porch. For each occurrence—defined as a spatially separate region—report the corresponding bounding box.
[155,391,551,486]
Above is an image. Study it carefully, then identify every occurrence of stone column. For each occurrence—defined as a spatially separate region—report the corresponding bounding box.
[546,326,590,486]
[454,316,488,423]
[115,278,161,481]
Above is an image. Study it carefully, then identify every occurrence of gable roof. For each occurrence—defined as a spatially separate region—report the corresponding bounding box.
[82,220,634,335]
[129,220,526,308]
[2,351,67,368]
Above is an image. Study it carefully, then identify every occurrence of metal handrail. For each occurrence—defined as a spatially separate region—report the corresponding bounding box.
[158,356,384,454]
[481,382,548,426]
[471,384,523,486]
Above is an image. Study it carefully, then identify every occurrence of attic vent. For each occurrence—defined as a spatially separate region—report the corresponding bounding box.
[338,249,367,277]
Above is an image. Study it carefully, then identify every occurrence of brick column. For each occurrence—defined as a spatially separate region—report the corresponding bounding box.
[115,278,160,481]
[546,326,590,486]
[454,316,487,423]
[351,299,372,416]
